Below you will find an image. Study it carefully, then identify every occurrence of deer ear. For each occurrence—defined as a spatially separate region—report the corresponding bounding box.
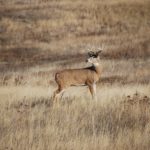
[96,50,102,55]
[88,51,95,57]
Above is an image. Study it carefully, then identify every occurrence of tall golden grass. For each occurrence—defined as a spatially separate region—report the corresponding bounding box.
[0,0,150,149]
[0,89,150,150]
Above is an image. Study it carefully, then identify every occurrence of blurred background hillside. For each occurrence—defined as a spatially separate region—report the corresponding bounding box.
[0,0,150,70]
[0,1,150,150]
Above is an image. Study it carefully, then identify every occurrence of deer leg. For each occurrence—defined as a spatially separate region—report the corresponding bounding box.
[93,83,97,101]
[60,90,65,100]
[88,84,94,100]
[53,87,63,102]
[88,84,97,101]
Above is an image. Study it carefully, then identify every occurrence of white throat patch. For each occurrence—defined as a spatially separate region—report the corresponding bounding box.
[94,63,99,66]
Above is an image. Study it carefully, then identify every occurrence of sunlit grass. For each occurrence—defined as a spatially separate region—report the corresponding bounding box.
[0,0,150,149]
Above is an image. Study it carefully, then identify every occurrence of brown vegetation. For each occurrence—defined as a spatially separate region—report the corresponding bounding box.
[0,0,150,65]
[0,0,150,149]
[1,93,150,150]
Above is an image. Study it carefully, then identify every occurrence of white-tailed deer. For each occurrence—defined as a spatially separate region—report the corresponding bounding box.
[53,49,102,101]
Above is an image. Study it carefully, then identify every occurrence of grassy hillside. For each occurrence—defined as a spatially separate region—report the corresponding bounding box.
[0,0,150,150]
[0,0,150,66]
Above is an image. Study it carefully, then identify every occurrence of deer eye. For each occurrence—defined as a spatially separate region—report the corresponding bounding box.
[93,55,97,58]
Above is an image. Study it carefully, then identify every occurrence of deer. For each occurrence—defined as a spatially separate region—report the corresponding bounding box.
[52,49,102,102]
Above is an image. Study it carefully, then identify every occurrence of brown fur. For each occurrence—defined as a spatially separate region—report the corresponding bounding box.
[53,64,102,101]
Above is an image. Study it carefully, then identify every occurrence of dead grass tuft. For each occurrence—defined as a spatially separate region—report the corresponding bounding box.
[0,0,150,149]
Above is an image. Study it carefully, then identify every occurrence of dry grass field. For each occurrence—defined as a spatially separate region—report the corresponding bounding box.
[0,0,150,150]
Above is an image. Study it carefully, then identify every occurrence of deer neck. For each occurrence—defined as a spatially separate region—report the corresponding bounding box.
[93,63,101,76]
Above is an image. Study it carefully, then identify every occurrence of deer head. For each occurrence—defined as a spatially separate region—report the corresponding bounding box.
[87,48,102,65]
